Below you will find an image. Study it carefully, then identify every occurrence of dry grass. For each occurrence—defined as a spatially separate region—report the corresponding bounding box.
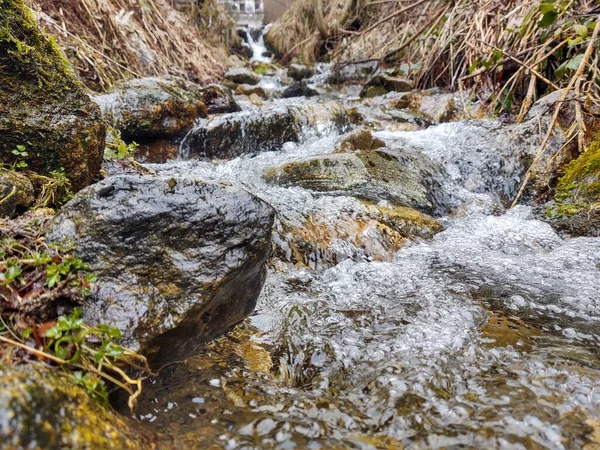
[268,0,600,200]
[27,0,230,92]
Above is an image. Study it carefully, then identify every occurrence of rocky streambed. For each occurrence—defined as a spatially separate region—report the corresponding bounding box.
[3,39,600,450]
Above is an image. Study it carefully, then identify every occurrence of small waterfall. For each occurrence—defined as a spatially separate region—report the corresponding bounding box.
[239,27,272,63]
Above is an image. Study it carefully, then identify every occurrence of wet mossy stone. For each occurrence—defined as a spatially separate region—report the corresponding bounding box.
[333,128,385,153]
[224,67,261,85]
[264,148,446,214]
[180,107,302,159]
[93,76,210,141]
[0,364,156,449]
[0,0,105,191]
[200,84,241,115]
[288,64,315,81]
[544,134,600,236]
[0,170,34,217]
[360,74,414,98]
[282,81,319,98]
[47,175,275,368]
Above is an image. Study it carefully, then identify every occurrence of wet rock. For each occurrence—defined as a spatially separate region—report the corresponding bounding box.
[225,67,261,85]
[273,202,442,267]
[180,107,302,159]
[0,364,155,449]
[327,61,378,84]
[282,81,319,98]
[288,64,315,81]
[48,175,275,367]
[264,149,445,214]
[235,84,268,99]
[333,128,385,153]
[0,171,34,218]
[93,76,208,141]
[360,75,414,98]
[199,84,241,115]
[388,91,458,124]
[0,0,105,191]
[387,110,431,128]
[543,135,600,237]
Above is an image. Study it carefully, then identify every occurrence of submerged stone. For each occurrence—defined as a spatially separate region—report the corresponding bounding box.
[93,76,209,141]
[0,0,105,191]
[0,364,156,449]
[48,175,275,367]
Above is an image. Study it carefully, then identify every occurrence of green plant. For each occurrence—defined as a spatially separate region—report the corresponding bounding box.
[10,144,28,169]
[42,308,148,405]
[0,214,148,408]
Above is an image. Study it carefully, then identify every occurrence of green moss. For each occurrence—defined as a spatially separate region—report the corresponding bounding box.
[0,0,104,191]
[252,63,271,75]
[363,86,388,98]
[0,0,77,97]
[554,133,600,203]
[545,202,585,218]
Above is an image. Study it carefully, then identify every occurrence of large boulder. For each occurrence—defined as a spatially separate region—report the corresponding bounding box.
[180,107,302,159]
[264,148,446,215]
[93,76,209,141]
[48,175,275,367]
[0,0,105,191]
[0,364,155,449]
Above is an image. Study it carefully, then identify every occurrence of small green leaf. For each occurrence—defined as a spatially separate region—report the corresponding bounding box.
[539,10,557,28]
[572,24,588,38]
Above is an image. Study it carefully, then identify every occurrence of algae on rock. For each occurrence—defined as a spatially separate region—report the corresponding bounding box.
[545,134,600,236]
[0,364,156,449]
[0,0,105,191]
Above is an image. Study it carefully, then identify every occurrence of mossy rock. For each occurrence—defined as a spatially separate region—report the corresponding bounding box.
[263,149,445,214]
[333,128,385,153]
[181,107,302,159]
[93,76,210,141]
[200,84,241,115]
[224,67,260,85]
[0,0,105,191]
[544,134,600,236]
[0,364,156,449]
[360,75,414,98]
[0,169,34,217]
[287,64,315,81]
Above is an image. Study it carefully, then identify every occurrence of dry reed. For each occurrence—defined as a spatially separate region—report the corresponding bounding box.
[27,0,231,92]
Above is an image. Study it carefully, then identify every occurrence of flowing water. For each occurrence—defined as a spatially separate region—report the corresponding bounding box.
[132,48,600,449]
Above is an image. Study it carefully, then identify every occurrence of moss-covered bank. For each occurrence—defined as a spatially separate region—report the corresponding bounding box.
[0,0,104,191]
[545,134,600,236]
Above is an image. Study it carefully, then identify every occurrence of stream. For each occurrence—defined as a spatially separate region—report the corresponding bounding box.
[131,31,600,450]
